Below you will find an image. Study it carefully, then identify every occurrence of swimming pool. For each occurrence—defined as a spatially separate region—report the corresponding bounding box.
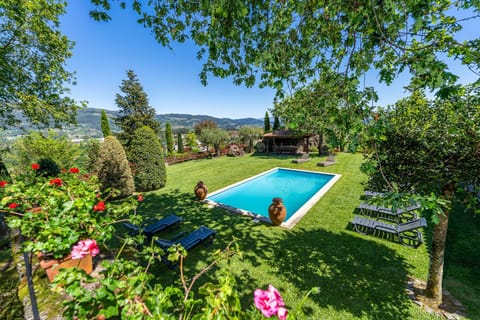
[205,168,341,228]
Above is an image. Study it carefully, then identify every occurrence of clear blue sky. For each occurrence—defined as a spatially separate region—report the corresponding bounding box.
[60,2,478,119]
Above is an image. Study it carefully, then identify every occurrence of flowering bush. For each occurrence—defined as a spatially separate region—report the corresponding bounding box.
[0,164,139,259]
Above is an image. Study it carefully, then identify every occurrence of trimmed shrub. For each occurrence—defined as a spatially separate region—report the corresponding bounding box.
[130,126,166,191]
[95,136,134,198]
[0,156,10,181]
[36,158,61,177]
[177,132,184,153]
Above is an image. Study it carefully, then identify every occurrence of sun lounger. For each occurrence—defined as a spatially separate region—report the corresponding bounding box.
[317,154,337,167]
[155,225,216,252]
[123,214,182,238]
[364,191,385,198]
[357,202,420,222]
[351,215,427,248]
[292,153,311,164]
[155,226,216,267]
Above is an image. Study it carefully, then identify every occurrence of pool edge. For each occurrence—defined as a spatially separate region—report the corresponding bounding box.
[204,167,342,229]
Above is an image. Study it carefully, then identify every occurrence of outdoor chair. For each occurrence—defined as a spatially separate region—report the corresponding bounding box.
[364,191,385,198]
[357,202,420,222]
[317,154,337,167]
[350,215,427,248]
[155,226,216,267]
[292,153,311,164]
[123,214,183,239]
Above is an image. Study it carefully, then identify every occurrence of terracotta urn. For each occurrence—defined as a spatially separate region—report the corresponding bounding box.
[194,181,208,200]
[268,197,287,226]
[38,253,93,282]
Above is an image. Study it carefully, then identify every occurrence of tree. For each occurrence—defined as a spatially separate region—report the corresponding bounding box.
[0,1,79,129]
[4,130,80,174]
[129,126,166,191]
[177,132,184,153]
[363,87,480,304]
[88,1,479,97]
[264,111,271,133]
[199,128,230,157]
[185,132,198,148]
[100,110,111,137]
[165,122,174,156]
[0,1,82,177]
[95,136,134,199]
[272,116,281,131]
[194,120,217,136]
[114,70,160,152]
[274,73,375,153]
[238,126,264,153]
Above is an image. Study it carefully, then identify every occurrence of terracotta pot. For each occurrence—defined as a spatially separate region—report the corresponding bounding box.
[268,197,287,226]
[38,253,93,282]
[194,181,208,200]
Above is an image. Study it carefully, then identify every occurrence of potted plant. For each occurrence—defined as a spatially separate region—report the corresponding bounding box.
[0,164,139,281]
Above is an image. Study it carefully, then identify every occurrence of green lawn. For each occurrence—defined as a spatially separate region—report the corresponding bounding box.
[128,152,462,319]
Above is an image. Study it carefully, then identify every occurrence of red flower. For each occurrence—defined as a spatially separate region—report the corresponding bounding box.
[31,163,40,170]
[8,203,18,209]
[93,201,106,212]
[137,194,144,202]
[49,178,63,187]
[0,181,7,188]
[69,167,79,174]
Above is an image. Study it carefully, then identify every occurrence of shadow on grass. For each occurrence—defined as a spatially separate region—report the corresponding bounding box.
[119,190,415,320]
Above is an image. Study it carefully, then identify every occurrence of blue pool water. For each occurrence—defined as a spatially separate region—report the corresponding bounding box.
[206,168,338,225]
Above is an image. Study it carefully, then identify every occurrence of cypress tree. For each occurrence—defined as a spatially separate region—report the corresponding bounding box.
[129,126,166,191]
[95,136,134,199]
[165,122,174,156]
[177,132,184,153]
[100,110,111,137]
[264,111,271,132]
[273,116,281,131]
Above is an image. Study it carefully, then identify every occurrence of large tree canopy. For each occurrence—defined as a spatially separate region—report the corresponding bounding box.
[274,71,377,151]
[0,0,79,129]
[363,85,480,303]
[89,1,479,95]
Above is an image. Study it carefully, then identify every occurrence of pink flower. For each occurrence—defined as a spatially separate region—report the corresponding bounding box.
[8,202,19,209]
[93,201,106,212]
[0,181,7,187]
[71,239,100,259]
[277,307,288,320]
[137,194,144,202]
[69,167,79,173]
[254,285,286,318]
[49,178,63,187]
[31,163,40,170]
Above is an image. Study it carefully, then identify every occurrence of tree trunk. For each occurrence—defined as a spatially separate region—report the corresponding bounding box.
[425,183,455,305]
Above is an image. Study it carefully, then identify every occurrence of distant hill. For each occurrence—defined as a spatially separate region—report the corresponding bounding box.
[2,108,263,140]
[157,113,263,131]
